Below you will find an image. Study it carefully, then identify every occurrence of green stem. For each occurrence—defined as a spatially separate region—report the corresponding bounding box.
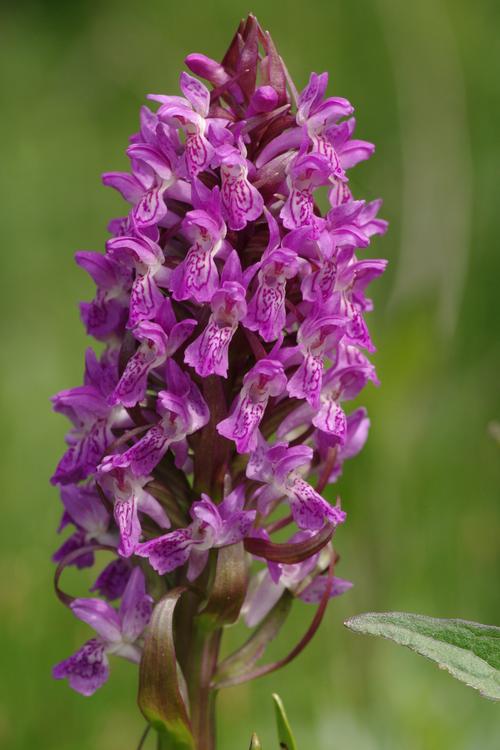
[186,624,222,750]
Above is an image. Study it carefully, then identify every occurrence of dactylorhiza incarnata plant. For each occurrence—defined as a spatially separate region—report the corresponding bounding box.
[51,15,387,749]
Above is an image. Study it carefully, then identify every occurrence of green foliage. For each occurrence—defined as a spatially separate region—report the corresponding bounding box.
[247,694,298,749]
[138,589,195,749]
[345,613,500,701]
[272,694,298,750]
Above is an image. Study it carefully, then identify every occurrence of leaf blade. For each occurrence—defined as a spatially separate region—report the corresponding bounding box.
[138,588,195,749]
[272,693,298,750]
[345,611,500,701]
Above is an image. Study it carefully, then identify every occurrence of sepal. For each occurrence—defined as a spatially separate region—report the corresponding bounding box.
[244,522,335,564]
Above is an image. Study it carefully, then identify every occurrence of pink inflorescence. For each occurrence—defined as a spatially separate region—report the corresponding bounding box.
[51,18,387,696]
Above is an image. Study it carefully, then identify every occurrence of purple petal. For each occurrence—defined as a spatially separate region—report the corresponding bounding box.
[135,529,194,575]
[339,408,370,461]
[128,274,164,327]
[52,418,113,486]
[217,359,287,453]
[297,72,329,123]
[242,572,285,627]
[245,277,287,342]
[53,639,109,696]
[90,559,131,600]
[186,548,210,581]
[52,530,94,569]
[75,252,120,290]
[127,143,173,181]
[190,494,221,528]
[288,478,346,531]
[132,185,168,228]
[280,186,315,230]
[169,241,219,303]
[138,490,171,530]
[114,496,141,557]
[165,318,198,356]
[70,598,122,642]
[219,510,256,545]
[102,172,143,203]
[185,53,230,87]
[109,323,168,407]
[110,422,172,477]
[313,397,347,442]
[186,132,214,176]
[220,160,264,230]
[248,85,279,115]
[106,234,164,269]
[339,139,375,169]
[60,484,110,536]
[287,353,324,408]
[184,319,235,378]
[254,127,302,169]
[118,567,153,642]
[298,575,353,604]
[180,72,210,117]
[80,297,128,341]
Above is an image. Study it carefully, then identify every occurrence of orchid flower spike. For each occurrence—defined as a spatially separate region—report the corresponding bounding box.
[51,16,387,748]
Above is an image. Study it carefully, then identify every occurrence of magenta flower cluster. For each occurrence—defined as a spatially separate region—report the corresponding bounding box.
[51,20,387,697]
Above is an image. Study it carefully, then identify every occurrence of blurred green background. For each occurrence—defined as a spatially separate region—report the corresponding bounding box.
[1,0,499,747]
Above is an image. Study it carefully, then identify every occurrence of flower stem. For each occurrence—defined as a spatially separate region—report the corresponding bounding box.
[186,624,222,749]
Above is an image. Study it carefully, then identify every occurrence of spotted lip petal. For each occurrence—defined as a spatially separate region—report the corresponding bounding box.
[53,639,110,697]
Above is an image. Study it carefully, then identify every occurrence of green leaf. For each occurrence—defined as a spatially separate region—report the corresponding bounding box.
[272,693,298,750]
[138,588,195,749]
[345,611,500,701]
[248,732,263,749]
